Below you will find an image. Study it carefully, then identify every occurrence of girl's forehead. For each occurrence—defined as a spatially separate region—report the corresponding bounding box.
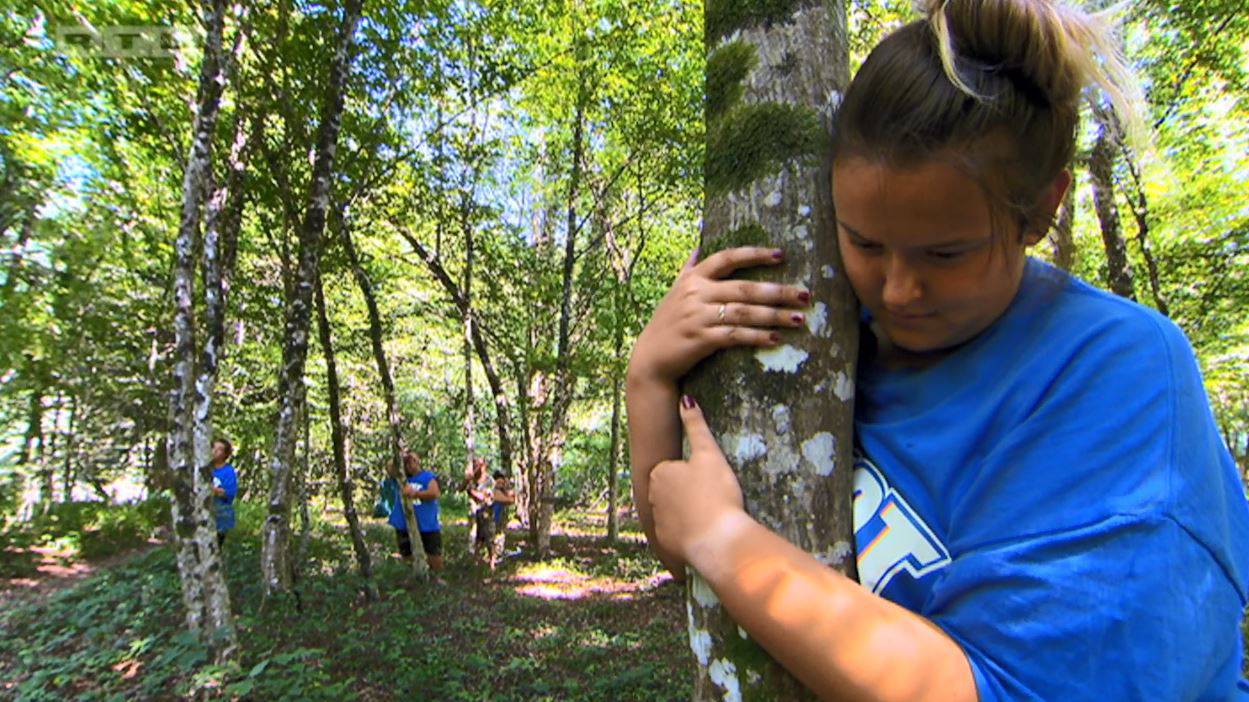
[833,158,996,240]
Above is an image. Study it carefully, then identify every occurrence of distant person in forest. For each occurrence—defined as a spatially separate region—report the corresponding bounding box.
[211,438,238,548]
[389,451,444,578]
[491,471,516,559]
[628,0,1249,698]
[465,457,496,567]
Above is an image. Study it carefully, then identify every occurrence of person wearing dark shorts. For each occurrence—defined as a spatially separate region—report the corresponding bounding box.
[396,528,442,562]
[389,452,444,576]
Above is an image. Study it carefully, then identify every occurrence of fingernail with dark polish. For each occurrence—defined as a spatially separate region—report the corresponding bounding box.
[797,291,811,304]
[792,314,804,324]
[769,332,781,343]
[772,249,785,260]
[681,395,696,409]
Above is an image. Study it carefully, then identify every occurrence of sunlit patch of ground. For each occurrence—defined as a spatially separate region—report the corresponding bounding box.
[1,544,88,589]
[510,562,672,601]
[0,540,162,607]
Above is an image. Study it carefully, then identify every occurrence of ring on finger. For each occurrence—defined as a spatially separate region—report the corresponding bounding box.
[716,303,727,323]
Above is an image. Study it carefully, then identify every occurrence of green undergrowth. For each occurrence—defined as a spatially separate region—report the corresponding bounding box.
[1,498,169,578]
[0,507,689,701]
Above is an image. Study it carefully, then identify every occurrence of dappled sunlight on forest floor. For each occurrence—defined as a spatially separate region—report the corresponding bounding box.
[0,507,693,700]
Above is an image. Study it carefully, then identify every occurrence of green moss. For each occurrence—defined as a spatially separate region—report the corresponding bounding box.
[707,41,757,121]
[723,631,774,672]
[706,102,825,196]
[701,223,771,259]
[706,0,808,46]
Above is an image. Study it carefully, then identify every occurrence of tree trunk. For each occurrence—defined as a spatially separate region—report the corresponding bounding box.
[400,231,518,487]
[167,0,236,661]
[61,395,76,501]
[463,193,478,552]
[606,361,623,544]
[261,0,365,597]
[525,75,592,558]
[339,212,429,578]
[685,2,856,699]
[20,388,43,475]
[1089,103,1136,301]
[1051,184,1076,272]
[1118,144,1169,315]
[314,271,377,600]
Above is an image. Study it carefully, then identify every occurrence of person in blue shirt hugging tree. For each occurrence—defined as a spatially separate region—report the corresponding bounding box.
[211,438,238,548]
[626,0,1249,699]
[389,451,444,579]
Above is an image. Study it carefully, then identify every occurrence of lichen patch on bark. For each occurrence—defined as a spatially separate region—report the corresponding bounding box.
[754,345,808,373]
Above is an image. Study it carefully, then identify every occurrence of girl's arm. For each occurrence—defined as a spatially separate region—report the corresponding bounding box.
[650,398,977,702]
[627,247,808,577]
[414,478,440,501]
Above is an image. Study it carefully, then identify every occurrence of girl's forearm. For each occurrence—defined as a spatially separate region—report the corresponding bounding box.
[625,367,683,573]
[690,512,977,702]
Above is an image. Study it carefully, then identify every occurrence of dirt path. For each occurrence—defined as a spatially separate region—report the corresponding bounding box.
[0,539,166,608]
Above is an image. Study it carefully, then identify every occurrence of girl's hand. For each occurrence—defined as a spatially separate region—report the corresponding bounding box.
[628,247,811,386]
[648,395,748,573]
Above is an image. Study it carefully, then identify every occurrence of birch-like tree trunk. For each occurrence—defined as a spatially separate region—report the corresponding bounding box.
[463,192,479,552]
[261,0,365,596]
[167,0,236,660]
[1089,103,1136,301]
[339,213,429,578]
[1051,185,1076,272]
[314,270,377,601]
[684,1,855,698]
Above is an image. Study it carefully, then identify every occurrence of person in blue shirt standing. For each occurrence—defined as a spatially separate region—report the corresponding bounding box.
[389,451,444,577]
[626,0,1249,699]
[211,438,238,548]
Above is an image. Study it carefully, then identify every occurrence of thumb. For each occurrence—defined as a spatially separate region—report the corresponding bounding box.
[679,395,719,458]
[682,246,700,272]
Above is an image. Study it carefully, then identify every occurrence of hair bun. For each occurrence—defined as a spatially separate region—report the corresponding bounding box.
[917,0,1146,146]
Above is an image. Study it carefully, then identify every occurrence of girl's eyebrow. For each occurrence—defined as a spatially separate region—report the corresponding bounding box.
[836,219,990,249]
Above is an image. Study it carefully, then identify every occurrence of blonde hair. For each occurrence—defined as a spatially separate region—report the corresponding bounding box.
[921,0,1146,147]
[832,0,1150,235]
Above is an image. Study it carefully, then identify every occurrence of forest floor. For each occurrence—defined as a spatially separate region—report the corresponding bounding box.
[0,507,692,701]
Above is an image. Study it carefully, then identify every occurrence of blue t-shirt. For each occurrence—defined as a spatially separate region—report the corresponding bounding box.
[212,463,238,533]
[388,471,440,533]
[854,258,1249,700]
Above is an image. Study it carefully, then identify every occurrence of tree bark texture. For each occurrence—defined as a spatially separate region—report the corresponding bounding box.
[261,0,365,597]
[463,192,479,552]
[1089,104,1137,301]
[1050,185,1076,272]
[685,2,856,699]
[167,0,236,659]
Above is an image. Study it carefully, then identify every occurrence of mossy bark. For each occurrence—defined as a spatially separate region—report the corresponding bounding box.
[685,1,856,699]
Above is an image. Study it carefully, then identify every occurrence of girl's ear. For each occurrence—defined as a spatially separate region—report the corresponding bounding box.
[1025,170,1072,246]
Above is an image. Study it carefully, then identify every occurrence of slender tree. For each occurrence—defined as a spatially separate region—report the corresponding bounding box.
[313,269,378,600]
[339,211,429,578]
[261,0,365,597]
[1088,101,1137,300]
[166,0,237,660]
